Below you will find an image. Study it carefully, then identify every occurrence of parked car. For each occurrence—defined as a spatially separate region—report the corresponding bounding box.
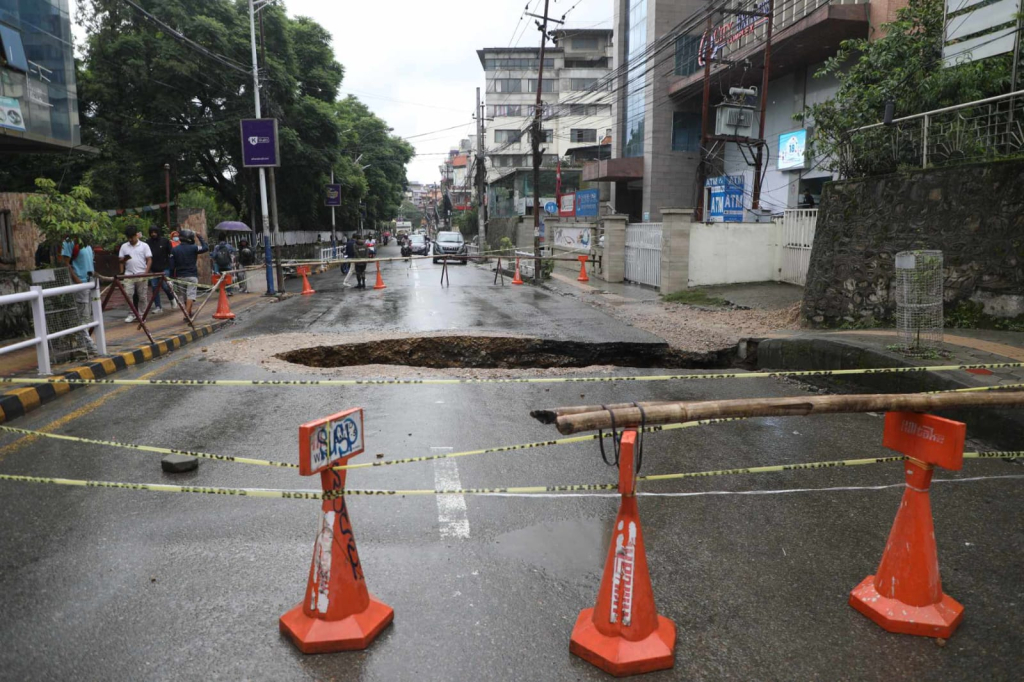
[433,231,468,264]
[407,233,429,256]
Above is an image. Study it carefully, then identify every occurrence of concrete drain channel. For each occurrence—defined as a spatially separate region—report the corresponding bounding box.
[277,335,736,370]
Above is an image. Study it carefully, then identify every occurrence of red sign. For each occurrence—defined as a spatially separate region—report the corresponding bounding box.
[298,408,365,476]
[558,193,576,218]
[882,412,966,471]
[698,0,770,67]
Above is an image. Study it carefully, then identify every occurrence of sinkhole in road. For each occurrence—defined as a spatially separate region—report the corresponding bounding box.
[277,335,735,370]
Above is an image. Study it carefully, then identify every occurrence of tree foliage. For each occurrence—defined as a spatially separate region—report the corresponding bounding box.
[802,0,1012,177]
[21,179,114,245]
[6,0,414,235]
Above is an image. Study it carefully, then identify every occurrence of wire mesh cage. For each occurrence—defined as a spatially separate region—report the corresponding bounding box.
[894,250,944,355]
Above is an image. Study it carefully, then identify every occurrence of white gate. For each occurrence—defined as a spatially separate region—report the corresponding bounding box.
[780,209,817,286]
[624,222,662,288]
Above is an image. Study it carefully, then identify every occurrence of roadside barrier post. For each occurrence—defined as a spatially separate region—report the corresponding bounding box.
[577,255,590,283]
[211,274,236,320]
[280,408,394,653]
[570,429,676,676]
[512,258,524,286]
[90,279,107,355]
[849,411,967,639]
[297,266,316,296]
[373,260,387,290]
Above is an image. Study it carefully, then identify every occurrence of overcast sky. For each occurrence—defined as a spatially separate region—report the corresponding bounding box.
[72,0,614,186]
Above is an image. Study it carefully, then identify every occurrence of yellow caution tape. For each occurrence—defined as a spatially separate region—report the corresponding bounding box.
[1,452,1017,499]
[1,362,1022,388]
[0,425,298,469]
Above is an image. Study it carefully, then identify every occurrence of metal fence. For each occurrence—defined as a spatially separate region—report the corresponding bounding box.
[0,281,106,375]
[779,209,817,286]
[624,222,663,288]
[844,90,1024,177]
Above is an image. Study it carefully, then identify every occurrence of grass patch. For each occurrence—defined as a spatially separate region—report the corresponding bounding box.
[662,289,728,307]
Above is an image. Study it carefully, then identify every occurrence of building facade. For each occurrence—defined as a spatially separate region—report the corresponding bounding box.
[478,28,615,214]
[0,0,82,153]
[595,0,904,222]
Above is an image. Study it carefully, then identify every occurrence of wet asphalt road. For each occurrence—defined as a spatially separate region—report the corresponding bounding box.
[1,245,1022,681]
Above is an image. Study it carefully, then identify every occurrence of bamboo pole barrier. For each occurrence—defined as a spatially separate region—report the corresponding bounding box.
[548,391,1024,435]
[531,401,678,424]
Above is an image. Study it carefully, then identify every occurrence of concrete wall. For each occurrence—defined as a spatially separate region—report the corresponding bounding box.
[803,159,1024,325]
[0,193,43,272]
[688,222,782,286]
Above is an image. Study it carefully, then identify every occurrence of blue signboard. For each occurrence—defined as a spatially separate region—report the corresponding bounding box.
[240,118,280,167]
[575,189,599,218]
[777,129,807,170]
[705,175,745,222]
[325,184,342,207]
[544,201,558,215]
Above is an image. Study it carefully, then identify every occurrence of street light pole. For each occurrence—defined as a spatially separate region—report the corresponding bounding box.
[248,0,275,295]
[331,169,337,258]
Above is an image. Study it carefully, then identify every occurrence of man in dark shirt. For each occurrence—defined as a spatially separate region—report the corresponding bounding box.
[147,225,175,314]
[342,234,357,287]
[171,229,208,319]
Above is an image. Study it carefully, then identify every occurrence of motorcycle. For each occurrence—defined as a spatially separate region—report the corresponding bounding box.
[401,243,412,258]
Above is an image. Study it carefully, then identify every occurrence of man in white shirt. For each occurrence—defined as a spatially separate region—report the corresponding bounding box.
[119,225,153,323]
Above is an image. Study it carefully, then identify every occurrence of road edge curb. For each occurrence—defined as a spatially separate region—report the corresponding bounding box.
[0,320,231,424]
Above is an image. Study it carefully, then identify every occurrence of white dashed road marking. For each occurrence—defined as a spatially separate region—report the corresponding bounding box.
[432,449,470,540]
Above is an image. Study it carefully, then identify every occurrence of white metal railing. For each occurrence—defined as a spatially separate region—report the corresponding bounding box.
[624,222,663,288]
[0,281,106,376]
[780,209,817,286]
[844,89,1024,175]
[515,247,552,279]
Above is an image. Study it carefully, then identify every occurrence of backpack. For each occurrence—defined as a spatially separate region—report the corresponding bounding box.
[214,244,233,270]
[239,247,254,265]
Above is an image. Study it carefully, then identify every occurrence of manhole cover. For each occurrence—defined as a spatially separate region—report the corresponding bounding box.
[277,335,732,370]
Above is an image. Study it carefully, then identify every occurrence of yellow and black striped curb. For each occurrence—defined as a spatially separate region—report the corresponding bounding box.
[0,321,230,425]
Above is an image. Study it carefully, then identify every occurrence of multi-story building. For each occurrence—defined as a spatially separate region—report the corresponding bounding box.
[478,29,614,216]
[594,0,905,221]
[0,0,84,153]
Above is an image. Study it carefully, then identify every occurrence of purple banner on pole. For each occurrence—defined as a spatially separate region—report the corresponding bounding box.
[325,184,342,206]
[240,118,280,167]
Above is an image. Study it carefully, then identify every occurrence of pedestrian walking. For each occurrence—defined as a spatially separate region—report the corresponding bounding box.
[211,233,238,295]
[171,229,209,320]
[146,225,175,314]
[342,234,357,287]
[354,237,369,289]
[61,233,98,353]
[801,190,815,208]
[237,239,255,293]
[119,225,152,323]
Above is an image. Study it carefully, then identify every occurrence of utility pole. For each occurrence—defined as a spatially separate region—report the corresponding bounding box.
[258,7,285,293]
[476,86,486,250]
[751,0,775,211]
[163,163,171,232]
[530,0,554,284]
[330,169,337,258]
[247,0,275,295]
[696,13,713,222]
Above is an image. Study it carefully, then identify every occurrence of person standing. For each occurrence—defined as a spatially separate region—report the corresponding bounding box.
[171,229,208,320]
[342,234,357,288]
[146,225,175,314]
[61,233,98,353]
[210,233,238,296]
[119,226,153,323]
[237,239,255,293]
[354,237,369,289]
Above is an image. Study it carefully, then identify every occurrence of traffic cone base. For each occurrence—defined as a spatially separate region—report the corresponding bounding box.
[373,268,386,290]
[279,594,394,654]
[570,609,676,677]
[849,577,963,638]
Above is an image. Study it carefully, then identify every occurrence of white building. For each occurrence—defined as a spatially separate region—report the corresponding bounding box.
[478,29,614,187]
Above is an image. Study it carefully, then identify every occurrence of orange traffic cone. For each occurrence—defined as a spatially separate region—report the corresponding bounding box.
[849,412,967,639]
[211,274,235,320]
[281,408,394,653]
[512,258,524,285]
[298,266,316,296]
[373,261,386,290]
[570,429,676,676]
[577,255,590,282]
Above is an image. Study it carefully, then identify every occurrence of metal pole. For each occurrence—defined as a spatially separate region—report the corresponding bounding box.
[696,14,713,221]
[331,169,337,259]
[163,163,172,232]
[532,0,551,284]
[751,0,774,211]
[922,113,929,168]
[248,0,275,295]
[30,287,50,376]
[477,86,486,251]
[258,8,284,295]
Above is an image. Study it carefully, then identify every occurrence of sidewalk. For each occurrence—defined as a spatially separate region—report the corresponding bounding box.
[0,288,269,378]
